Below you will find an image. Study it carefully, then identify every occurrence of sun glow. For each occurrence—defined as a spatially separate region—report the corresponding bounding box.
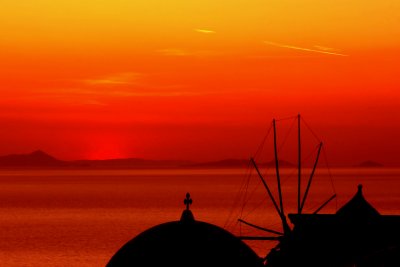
[82,134,131,160]
[0,1,399,164]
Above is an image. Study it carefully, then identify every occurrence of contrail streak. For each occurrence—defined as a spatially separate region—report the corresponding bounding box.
[264,41,348,56]
[195,29,215,34]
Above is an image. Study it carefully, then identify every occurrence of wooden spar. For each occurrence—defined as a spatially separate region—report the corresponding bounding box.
[238,219,284,235]
[297,114,301,214]
[313,194,336,214]
[250,158,282,217]
[238,236,281,241]
[272,120,292,235]
[300,142,323,213]
[273,119,284,216]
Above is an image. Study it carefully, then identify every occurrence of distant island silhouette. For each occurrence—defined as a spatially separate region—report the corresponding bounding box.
[356,160,384,168]
[185,159,295,169]
[0,150,192,169]
[0,151,298,170]
[0,150,67,168]
[0,151,391,169]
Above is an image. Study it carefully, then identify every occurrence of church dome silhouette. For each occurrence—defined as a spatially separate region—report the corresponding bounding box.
[106,193,264,267]
[336,184,380,220]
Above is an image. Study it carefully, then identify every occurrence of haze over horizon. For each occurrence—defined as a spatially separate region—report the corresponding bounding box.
[1,1,399,166]
[0,149,393,168]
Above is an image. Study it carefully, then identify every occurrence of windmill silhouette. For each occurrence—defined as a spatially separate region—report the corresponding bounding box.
[237,115,336,250]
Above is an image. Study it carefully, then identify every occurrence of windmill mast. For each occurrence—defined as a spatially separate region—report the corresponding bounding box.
[272,119,292,234]
[273,119,284,217]
[297,114,301,214]
[300,142,323,213]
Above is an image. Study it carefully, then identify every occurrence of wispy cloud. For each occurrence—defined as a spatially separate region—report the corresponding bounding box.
[37,87,210,100]
[33,70,217,106]
[81,99,108,106]
[264,41,348,56]
[195,28,216,34]
[83,72,142,85]
[313,45,341,53]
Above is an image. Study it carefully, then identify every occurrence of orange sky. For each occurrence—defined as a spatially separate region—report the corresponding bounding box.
[1,1,400,165]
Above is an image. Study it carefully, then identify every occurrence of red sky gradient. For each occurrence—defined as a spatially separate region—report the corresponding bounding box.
[1,1,400,165]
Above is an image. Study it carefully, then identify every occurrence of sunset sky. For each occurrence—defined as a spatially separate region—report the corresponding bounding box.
[1,1,399,165]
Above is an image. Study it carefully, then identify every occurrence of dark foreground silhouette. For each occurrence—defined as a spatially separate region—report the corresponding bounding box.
[107,188,399,267]
[106,116,399,267]
[240,116,399,267]
[265,185,400,267]
[106,193,264,267]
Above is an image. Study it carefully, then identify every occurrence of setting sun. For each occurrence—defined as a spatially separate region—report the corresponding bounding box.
[1,1,399,164]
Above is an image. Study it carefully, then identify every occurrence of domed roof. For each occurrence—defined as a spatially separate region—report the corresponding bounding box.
[107,193,263,267]
[337,184,380,219]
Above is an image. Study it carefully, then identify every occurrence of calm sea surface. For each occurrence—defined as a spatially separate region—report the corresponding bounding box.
[0,168,399,266]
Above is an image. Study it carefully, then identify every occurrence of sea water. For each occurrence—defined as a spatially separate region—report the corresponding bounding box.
[0,168,399,266]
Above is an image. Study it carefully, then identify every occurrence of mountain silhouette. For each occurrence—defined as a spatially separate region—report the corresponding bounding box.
[184,159,295,169]
[72,158,194,169]
[0,150,66,168]
[357,160,384,168]
[2,151,386,169]
[0,151,192,169]
[0,151,299,169]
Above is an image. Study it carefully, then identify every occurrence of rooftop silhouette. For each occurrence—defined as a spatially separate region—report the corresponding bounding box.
[106,193,264,267]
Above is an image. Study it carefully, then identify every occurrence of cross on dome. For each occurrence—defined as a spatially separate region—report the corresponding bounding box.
[184,193,192,210]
